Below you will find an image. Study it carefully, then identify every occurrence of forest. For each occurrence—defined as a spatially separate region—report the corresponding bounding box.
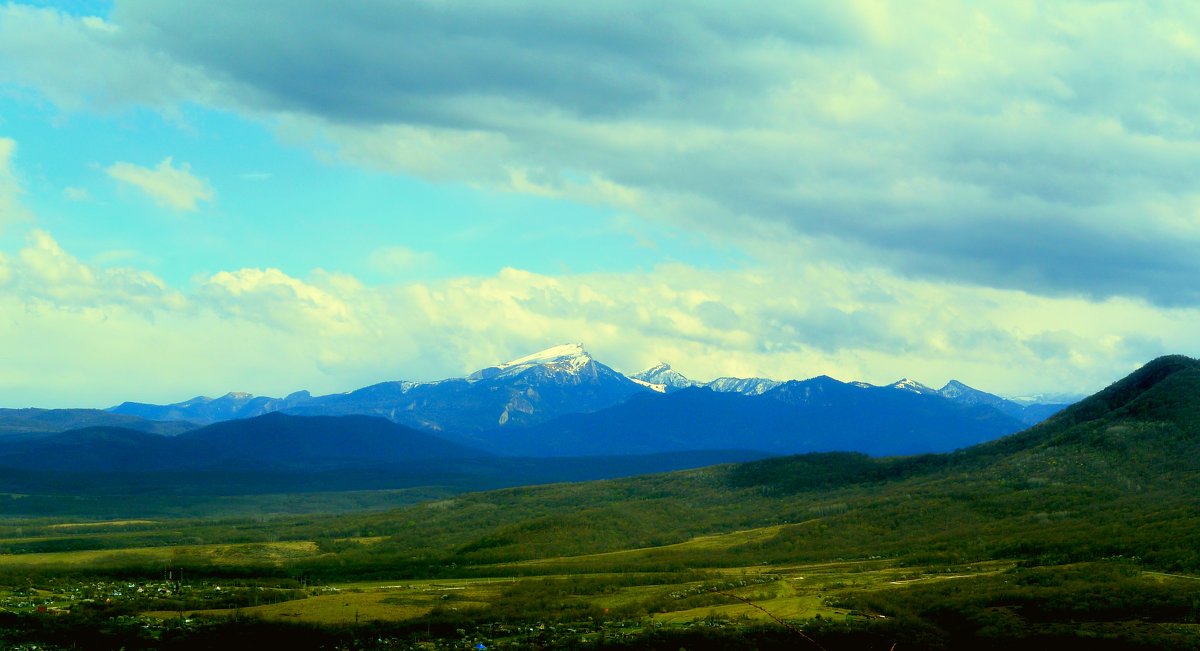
[0,356,1198,649]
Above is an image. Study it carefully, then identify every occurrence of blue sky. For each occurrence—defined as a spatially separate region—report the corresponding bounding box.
[1,1,1198,407]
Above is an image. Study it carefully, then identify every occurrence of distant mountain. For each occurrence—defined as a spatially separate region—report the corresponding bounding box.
[287,344,648,432]
[0,426,179,472]
[0,411,770,495]
[631,363,780,395]
[390,355,1200,650]
[105,343,1072,437]
[861,378,1070,426]
[703,376,782,395]
[111,390,313,424]
[0,408,195,437]
[1007,391,1088,406]
[468,375,1027,457]
[111,344,650,432]
[937,379,1069,425]
[173,412,484,470]
[0,412,482,473]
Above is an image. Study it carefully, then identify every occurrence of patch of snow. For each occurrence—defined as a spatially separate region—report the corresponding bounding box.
[705,377,781,395]
[497,343,590,370]
[632,362,697,389]
[888,378,937,395]
[629,377,667,393]
[937,380,973,399]
[468,343,595,381]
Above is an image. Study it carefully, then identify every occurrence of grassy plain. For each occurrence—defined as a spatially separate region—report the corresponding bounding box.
[2,357,1200,649]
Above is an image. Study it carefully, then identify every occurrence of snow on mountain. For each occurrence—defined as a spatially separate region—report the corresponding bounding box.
[936,380,1012,409]
[109,342,1075,433]
[632,363,786,396]
[631,362,698,392]
[1007,392,1088,406]
[468,343,593,381]
[704,377,781,395]
[629,378,668,393]
[887,378,938,395]
[936,380,974,400]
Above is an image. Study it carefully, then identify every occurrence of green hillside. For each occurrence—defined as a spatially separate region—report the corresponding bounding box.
[290,356,1198,576]
[0,356,1198,649]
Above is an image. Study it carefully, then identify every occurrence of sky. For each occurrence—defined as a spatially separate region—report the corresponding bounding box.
[1,0,1198,408]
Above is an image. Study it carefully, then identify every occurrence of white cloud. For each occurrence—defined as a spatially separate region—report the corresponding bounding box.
[105,157,214,211]
[197,267,360,337]
[2,231,1193,407]
[19,229,95,287]
[12,229,181,310]
[0,137,31,226]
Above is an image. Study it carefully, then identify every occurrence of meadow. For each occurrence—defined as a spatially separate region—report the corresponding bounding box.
[2,357,1200,649]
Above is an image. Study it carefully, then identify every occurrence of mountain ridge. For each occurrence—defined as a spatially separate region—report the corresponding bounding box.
[106,343,1069,433]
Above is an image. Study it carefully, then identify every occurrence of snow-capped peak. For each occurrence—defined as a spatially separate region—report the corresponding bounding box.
[497,343,590,370]
[937,379,973,399]
[631,361,697,390]
[469,343,595,381]
[888,378,937,395]
[704,377,780,395]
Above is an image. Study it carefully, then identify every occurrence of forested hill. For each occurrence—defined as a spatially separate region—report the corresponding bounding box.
[966,353,1200,462]
[1,356,1197,650]
[310,355,1200,575]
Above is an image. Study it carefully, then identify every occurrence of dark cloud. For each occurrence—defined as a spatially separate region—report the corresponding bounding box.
[117,1,857,125]
[93,2,1200,305]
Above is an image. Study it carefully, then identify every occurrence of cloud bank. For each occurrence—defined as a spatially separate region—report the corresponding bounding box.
[0,226,1186,408]
[0,2,1198,406]
[86,0,1200,305]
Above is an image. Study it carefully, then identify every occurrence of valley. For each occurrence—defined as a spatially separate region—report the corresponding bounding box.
[5,3,1192,647]
[0,354,1197,648]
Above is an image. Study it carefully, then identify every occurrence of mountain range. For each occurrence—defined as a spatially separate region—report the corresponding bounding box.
[0,344,1084,488]
[1,352,1194,648]
[107,342,1071,433]
[457,375,1028,457]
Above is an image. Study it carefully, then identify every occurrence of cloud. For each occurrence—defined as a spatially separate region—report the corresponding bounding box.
[85,1,1200,305]
[105,157,215,211]
[12,229,181,310]
[0,137,31,226]
[0,4,215,113]
[4,4,1200,407]
[196,267,359,336]
[1,231,1195,407]
[7,3,1200,304]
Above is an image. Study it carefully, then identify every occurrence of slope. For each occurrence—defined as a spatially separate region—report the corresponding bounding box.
[0,408,196,436]
[317,355,1200,574]
[476,376,1026,456]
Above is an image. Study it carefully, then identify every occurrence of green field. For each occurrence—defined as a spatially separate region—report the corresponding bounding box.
[2,357,1200,649]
